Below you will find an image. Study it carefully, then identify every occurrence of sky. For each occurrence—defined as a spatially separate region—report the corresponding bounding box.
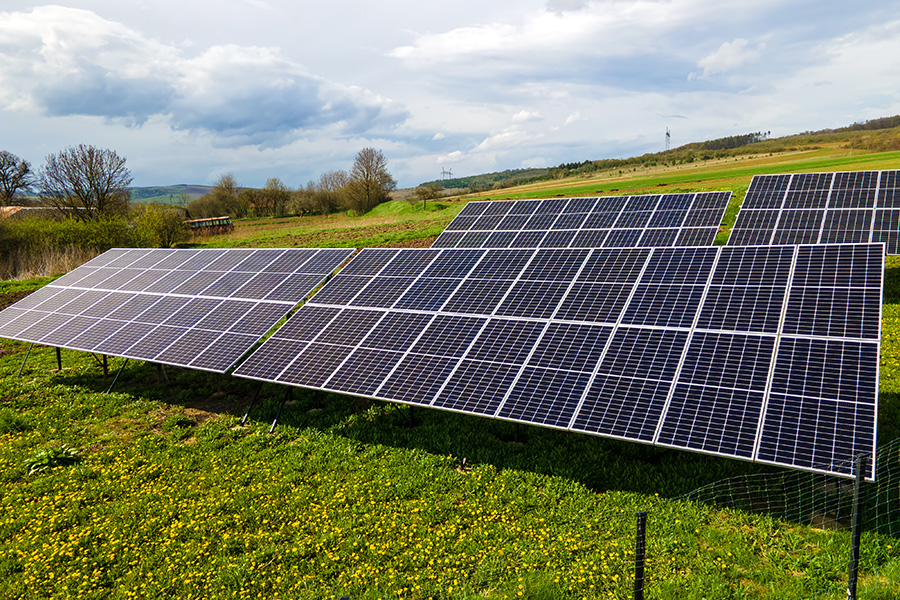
[1,1,899,189]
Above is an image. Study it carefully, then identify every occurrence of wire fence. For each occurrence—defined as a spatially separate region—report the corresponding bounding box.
[681,438,900,538]
[350,441,900,600]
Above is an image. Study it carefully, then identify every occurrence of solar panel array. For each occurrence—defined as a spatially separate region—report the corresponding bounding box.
[0,247,354,372]
[235,244,882,478]
[729,170,900,253]
[432,192,732,249]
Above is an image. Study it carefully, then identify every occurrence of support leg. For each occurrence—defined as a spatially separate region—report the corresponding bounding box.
[241,383,263,425]
[103,354,108,377]
[56,347,62,371]
[17,343,34,377]
[107,359,129,394]
[269,388,292,433]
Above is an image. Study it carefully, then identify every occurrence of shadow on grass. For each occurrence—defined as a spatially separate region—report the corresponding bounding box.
[48,353,774,500]
[39,338,900,512]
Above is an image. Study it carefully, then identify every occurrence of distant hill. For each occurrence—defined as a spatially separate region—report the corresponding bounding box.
[422,114,900,192]
[129,185,212,204]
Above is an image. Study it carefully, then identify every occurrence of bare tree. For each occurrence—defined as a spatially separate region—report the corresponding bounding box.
[346,148,396,214]
[0,151,34,206]
[38,145,132,220]
[189,172,250,218]
[261,177,291,217]
[213,172,240,198]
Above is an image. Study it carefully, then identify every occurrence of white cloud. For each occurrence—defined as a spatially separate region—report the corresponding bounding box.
[520,156,548,168]
[694,38,764,78]
[0,6,407,145]
[437,150,464,163]
[512,110,542,123]
[0,1,898,189]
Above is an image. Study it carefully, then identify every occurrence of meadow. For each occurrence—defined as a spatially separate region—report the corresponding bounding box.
[2,146,900,598]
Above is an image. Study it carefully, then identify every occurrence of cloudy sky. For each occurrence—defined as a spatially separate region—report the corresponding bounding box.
[1,1,899,189]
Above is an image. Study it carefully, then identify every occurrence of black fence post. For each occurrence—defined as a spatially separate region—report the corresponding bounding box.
[847,454,867,600]
[635,511,647,600]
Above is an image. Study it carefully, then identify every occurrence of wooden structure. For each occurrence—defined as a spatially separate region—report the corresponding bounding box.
[184,216,234,236]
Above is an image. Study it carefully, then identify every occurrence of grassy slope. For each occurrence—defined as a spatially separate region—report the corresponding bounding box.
[2,148,900,598]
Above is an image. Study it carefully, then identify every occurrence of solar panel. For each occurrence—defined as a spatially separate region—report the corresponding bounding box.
[235,244,882,479]
[729,170,900,253]
[433,192,732,249]
[0,247,354,373]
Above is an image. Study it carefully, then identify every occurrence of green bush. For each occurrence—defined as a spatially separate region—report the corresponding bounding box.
[0,206,191,279]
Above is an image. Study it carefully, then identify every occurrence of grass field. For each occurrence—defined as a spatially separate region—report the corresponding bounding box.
[2,148,900,598]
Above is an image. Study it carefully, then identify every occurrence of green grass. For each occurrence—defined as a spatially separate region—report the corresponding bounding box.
[184,200,463,249]
[0,276,57,294]
[1,271,900,599]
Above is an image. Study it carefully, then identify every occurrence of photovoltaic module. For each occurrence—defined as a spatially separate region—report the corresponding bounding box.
[0,247,354,372]
[432,192,731,249]
[729,170,900,253]
[235,244,882,479]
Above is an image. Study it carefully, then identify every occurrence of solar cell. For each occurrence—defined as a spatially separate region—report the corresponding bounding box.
[0,247,354,373]
[236,244,881,478]
[729,169,900,253]
[433,192,731,248]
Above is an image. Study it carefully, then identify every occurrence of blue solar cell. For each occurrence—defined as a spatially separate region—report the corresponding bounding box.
[657,386,764,458]
[465,319,546,364]
[325,348,405,396]
[498,368,592,428]
[571,375,670,442]
[433,360,523,415]
[377,354,460,405]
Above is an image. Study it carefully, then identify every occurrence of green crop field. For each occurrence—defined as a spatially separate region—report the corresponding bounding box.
[2,148,900,599]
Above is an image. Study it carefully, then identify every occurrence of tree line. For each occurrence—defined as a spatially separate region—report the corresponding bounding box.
[1,145,397,221]
[186,148,397,219]
[0,144,397,279]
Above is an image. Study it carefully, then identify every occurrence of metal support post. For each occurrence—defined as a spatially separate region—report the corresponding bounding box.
[102,354,108,377]
[847,454,867,600]
[107,359,129,394]
[56,347,62,371]
[634,511,647,600]
[241,383,263,425]
[269,387,292,433]
[18,343,34,377]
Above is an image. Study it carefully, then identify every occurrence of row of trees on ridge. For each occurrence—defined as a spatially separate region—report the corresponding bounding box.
[187,148,398,219]
[1,146,399,221]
